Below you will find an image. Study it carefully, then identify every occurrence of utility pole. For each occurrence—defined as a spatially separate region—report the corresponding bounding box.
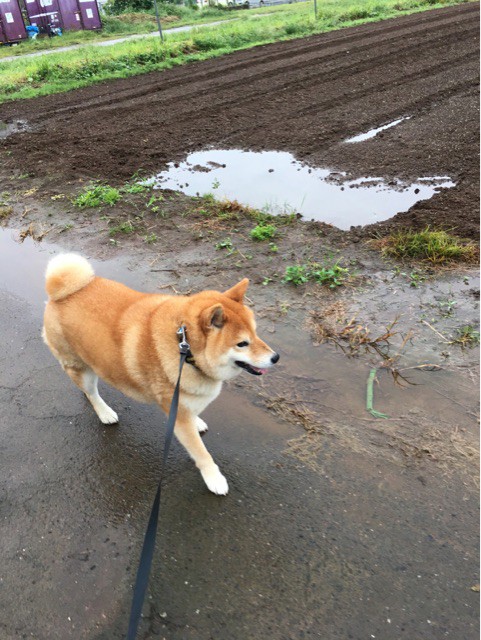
[152,0,164,42]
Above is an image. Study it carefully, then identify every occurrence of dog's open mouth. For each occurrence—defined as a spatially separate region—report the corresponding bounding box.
[235,361,268,376]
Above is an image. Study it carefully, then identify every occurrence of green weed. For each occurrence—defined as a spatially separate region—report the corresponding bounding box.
[122,181,149,194]
[250,224,277,241]
[451,325,480,348]
[283,260,350,287]
[109,220,136,235]
[144,232,158,243]
[282,264,310,286]
[215,237,234,252]
[73,182,121,208]
[309,263,350,288]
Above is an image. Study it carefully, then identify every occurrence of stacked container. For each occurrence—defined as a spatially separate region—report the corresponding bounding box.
[0,0,27,43]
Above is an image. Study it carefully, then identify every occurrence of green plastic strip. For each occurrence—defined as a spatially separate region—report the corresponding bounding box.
[366,368,389,419]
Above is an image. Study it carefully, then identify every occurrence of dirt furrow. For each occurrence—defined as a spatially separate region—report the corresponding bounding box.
[2,3,477,124]
[0,3,478,238]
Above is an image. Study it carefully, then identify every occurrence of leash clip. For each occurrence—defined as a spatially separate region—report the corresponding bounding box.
[177,325,190,355]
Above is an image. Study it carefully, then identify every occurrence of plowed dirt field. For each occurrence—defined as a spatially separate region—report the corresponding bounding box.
[0,3,479,236]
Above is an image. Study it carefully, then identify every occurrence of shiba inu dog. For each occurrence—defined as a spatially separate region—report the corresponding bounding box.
[42,254,279,495]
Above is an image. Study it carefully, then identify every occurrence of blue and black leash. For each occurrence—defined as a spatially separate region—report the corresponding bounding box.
[126,326,190,640]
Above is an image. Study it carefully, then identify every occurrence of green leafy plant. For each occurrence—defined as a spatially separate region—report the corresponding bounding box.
[215,237,234,252]
[283,260,350,287]
[122,181,149,194]
[282,264,310,286]
[309,263,349,288]
[73,182,121,208]
[250,224,277,241]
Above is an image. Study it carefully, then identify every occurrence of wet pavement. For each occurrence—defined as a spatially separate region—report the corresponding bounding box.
[0,228,479,639]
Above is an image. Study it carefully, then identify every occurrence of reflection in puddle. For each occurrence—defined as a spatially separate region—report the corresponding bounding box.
[146,149,455,229]
[345,117,411,143]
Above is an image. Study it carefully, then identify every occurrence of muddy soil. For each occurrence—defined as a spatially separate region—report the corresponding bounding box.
[0,3,479,238]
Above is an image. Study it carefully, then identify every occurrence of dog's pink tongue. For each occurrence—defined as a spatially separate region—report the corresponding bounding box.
[257,367,268,375]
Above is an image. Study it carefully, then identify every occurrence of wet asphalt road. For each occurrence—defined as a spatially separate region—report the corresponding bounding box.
[0,235,479,640]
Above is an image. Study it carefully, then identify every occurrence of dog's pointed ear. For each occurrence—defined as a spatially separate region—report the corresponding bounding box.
[202,304,225,330]
[224,278,249,303]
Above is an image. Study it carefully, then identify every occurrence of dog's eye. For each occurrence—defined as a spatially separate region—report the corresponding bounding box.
[237,341,249,348]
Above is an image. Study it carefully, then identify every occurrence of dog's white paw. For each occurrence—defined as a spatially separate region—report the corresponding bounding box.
[196,417,209,434]
[201,466,229,496]
[96,403,119,425]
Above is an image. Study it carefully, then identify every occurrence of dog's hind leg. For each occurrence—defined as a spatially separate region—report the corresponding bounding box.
[65,366,119,425]
[171,407,228,495]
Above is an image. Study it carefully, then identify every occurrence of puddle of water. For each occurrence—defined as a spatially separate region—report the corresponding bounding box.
[146,149,455,229]
[0,227,147,309]
[0,120,29,139]
[345,117,411,143]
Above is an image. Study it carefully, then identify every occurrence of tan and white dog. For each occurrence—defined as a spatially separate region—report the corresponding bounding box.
[42,254,279,495]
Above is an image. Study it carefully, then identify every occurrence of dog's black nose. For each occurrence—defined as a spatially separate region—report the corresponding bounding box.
[271,352,280,364]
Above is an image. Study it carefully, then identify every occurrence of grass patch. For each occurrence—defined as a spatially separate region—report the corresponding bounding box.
[73,182,121,208]
[109,219,136,235]
[0,0,471,102]
[377,228,479,264]
[193,194,295,227]
[0,205,13,220]
[451,325,480,348]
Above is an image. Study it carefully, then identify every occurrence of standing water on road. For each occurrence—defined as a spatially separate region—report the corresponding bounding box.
[146,149,455,229]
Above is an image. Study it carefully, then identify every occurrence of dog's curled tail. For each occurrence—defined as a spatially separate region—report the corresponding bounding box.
[45,253,95,301]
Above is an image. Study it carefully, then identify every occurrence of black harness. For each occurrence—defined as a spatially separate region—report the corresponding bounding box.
[178,326,196,367]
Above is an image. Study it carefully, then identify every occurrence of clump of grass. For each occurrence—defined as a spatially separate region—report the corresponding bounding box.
[451,325,480,348]
[144,232,158,244]
[283,260,350,288]
[73,182,121,208]
[109,220,136,235]
[250,223,277,241]
[193,195,296,230]
[121,181,149,194]
[0,205,13,220]
[377,228,478,264]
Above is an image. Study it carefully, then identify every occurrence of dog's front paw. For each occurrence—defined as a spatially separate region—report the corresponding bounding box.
[201,465,229,496]
[97,404,119,425]
[195,417,209,434]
